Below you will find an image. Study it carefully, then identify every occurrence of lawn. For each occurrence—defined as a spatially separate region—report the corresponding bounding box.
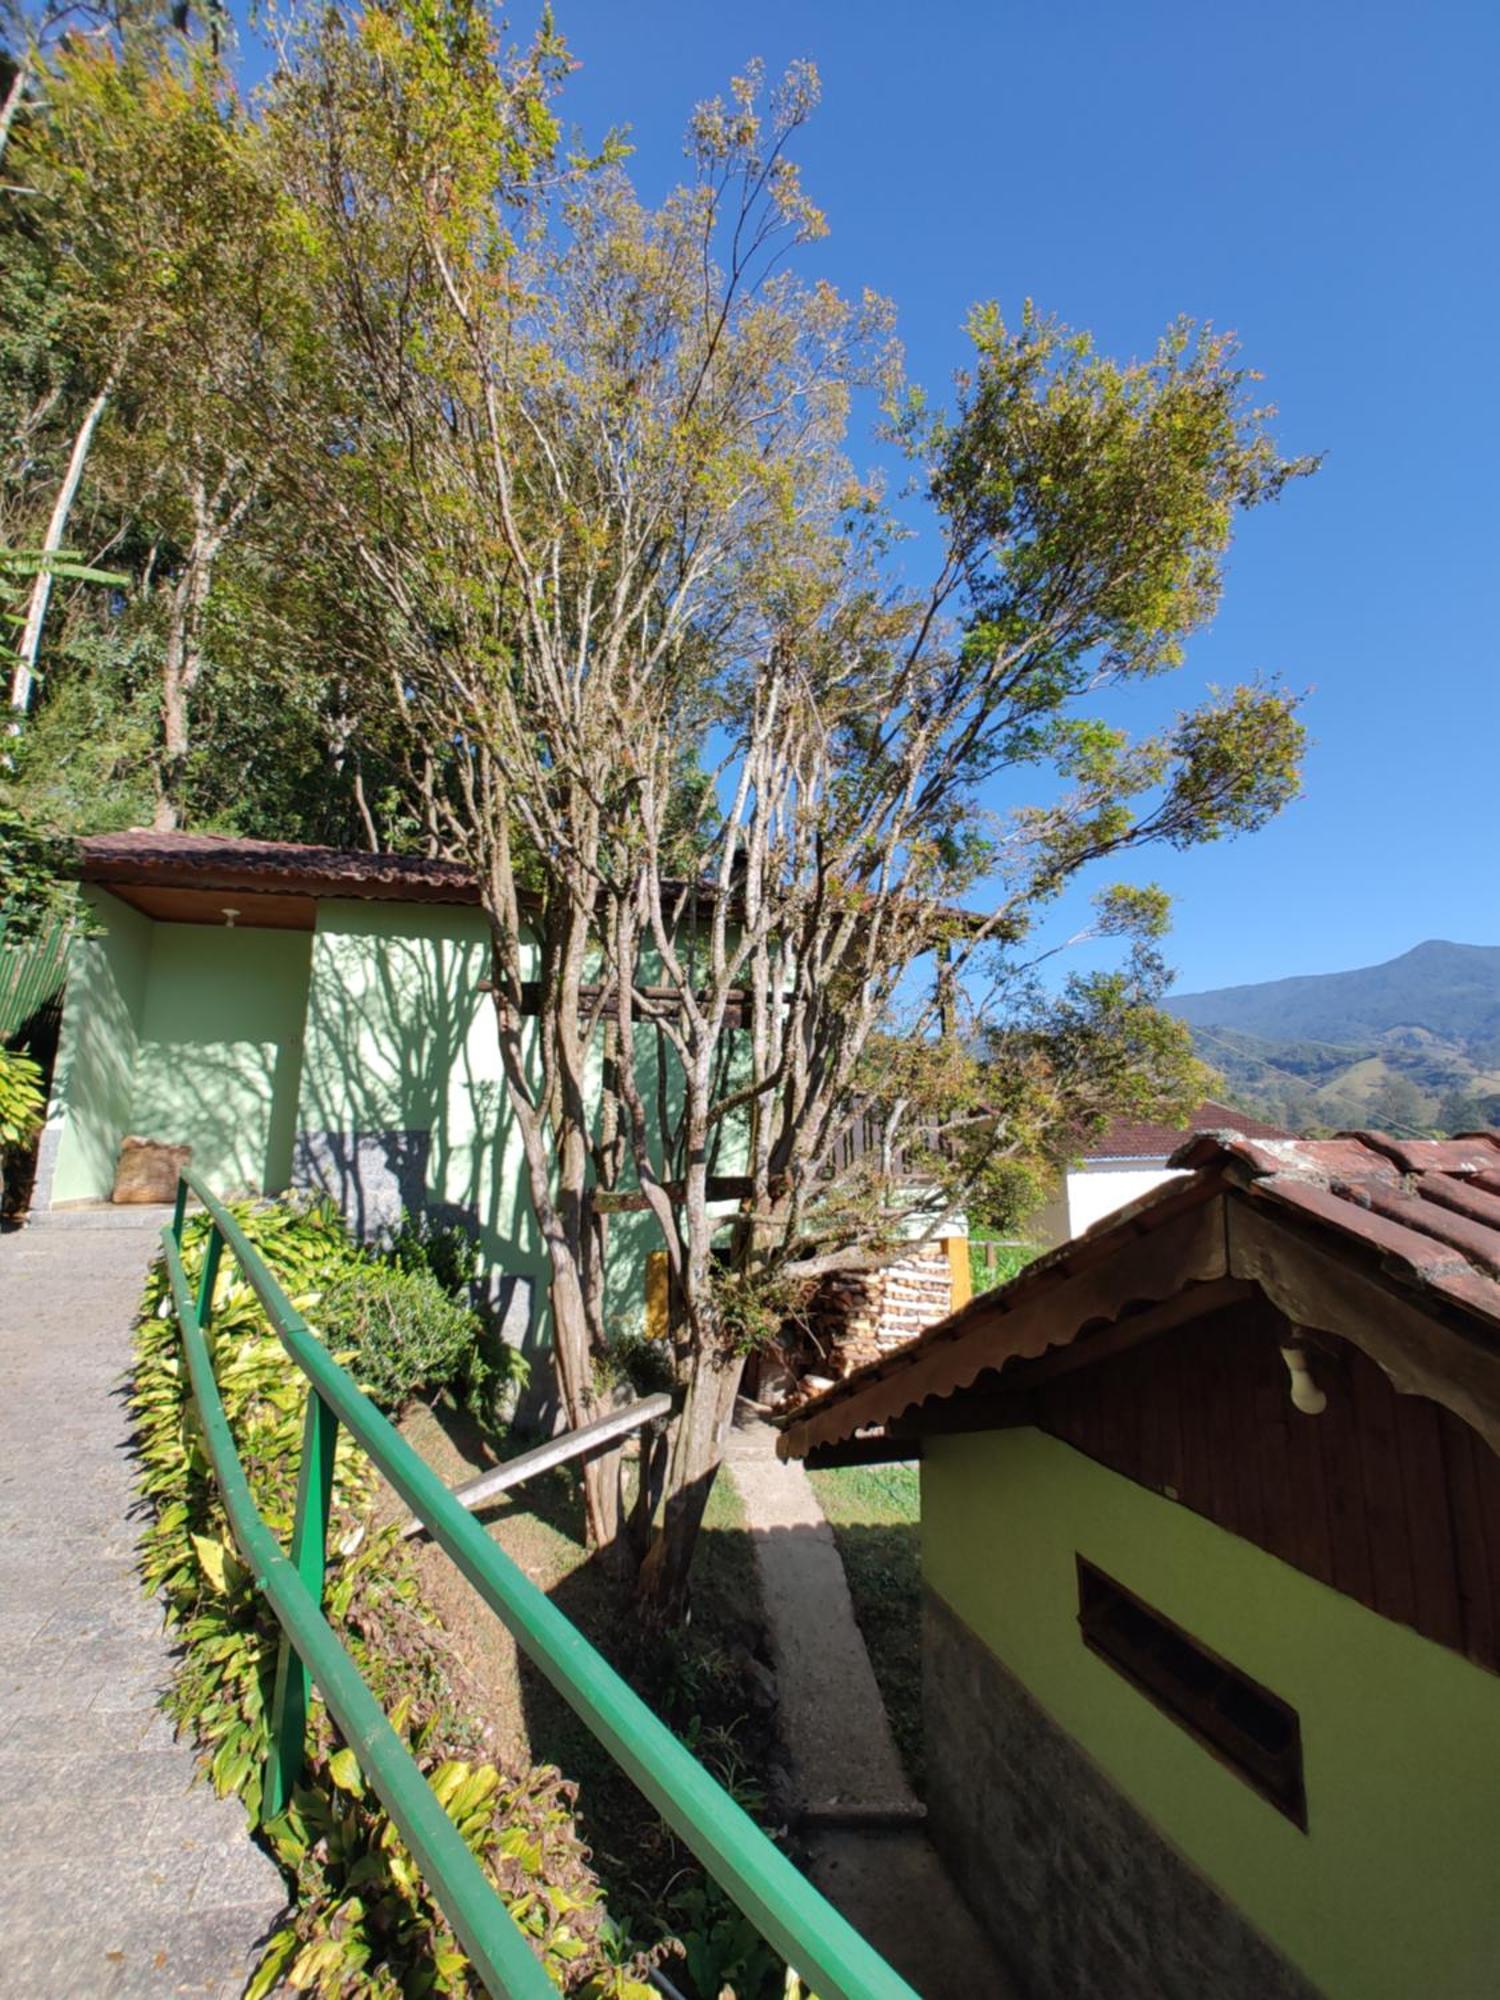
[805,1459,924,1793]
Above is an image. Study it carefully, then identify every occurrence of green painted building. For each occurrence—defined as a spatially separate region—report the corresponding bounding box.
[781,1129,1500,2000]
[38,831,662,1378]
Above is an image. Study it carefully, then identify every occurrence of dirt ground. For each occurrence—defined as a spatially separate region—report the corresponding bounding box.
[381,1398,792,1961]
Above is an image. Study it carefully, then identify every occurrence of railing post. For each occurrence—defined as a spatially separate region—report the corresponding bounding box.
[264,1387,338,1816]
[171,1173,188,1244]
[194,1221,223,1332]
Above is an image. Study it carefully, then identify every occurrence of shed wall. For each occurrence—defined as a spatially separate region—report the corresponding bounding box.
[921,1426,1500,2000]
[129,923,312,1195]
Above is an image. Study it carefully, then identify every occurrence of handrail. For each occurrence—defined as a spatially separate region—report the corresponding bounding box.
[161,1229,557,1998]
[165,1173,920,2000]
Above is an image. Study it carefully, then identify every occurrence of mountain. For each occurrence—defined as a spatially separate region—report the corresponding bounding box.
[1166,942,1500,1134]
[1169,941,1500,1046]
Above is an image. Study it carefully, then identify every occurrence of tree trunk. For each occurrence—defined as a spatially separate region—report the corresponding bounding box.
[0,50,32,171]
[10,379,113,716]
[638,1339,746,1616]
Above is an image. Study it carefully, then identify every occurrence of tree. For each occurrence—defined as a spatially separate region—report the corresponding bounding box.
[68,3,1316,1610]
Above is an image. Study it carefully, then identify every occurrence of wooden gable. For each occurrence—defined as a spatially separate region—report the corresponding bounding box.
[963,1292,1500,1676]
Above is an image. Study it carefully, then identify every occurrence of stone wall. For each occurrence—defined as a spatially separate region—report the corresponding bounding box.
[803,1238,954,1376]
[922,1587,1320,2000]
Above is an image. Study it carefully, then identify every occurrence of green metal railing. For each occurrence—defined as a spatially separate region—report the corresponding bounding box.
[164,1172,918,2000]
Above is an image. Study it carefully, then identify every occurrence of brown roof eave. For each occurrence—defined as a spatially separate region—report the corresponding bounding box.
[777,1127,1500,1462]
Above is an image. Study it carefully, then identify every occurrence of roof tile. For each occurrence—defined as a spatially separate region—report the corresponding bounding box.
[78,829,480,902]
[1087,1098,1292,1160]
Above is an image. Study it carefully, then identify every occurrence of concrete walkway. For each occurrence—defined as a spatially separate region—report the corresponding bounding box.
[724,1415,1016,2000]
[0,1211,286,1999]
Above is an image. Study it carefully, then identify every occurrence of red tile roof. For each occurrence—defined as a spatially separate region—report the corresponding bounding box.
[778,1127,1500,1460]
[79,829,481,904]
[1171,1129,1500,1297]
[1085,1097,1292,1160]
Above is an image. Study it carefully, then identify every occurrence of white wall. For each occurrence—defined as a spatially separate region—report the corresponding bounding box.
[1066,1164,1186,1237]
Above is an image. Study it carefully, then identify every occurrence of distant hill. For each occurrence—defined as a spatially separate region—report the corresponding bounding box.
[1166,942,1500,1135]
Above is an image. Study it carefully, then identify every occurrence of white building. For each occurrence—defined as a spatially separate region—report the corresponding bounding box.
[1033,1098,1293,1245]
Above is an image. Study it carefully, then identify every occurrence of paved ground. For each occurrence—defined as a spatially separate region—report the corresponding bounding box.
[725,1414,1017,2000]
[0,1211,286,1999]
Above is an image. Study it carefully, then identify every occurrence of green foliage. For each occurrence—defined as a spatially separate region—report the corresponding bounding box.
[968,1239,1040,1296]
[157,1193,519,1417]
[319,1260,506,1418]
[664,1885,783,2000]
[385,1206,484,1302]
[0,801,80,941]
[131,1212,654,1997]
[0,1044,45,1144]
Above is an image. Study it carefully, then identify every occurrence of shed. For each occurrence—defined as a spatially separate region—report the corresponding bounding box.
[37,831,611,1378]
[778,1130,1500,2000]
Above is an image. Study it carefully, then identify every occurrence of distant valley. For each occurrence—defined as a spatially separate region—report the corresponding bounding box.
[1166,940,1500,1135]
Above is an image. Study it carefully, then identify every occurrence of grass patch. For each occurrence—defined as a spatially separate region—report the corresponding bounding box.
[805,1461,923,1792]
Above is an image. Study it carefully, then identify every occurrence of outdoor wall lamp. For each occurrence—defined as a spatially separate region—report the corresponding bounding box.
[1279,1342,1327,1416]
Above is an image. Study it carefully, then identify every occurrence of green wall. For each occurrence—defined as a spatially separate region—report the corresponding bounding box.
[48,904,311,1202]
[47,889,153,1203]
[130,924,312,1194]
[922,1427,1500,2000]
[296,900,682,1352]
[296,900,552,1334]
[46,890,688,1366]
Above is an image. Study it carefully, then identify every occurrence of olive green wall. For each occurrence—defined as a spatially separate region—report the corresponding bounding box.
[130,924,312,1194]
[46,889,153,1203]
[922,1427,1500,2000]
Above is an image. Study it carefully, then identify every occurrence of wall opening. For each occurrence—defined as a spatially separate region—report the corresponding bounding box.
[1077,1555,1307,1829]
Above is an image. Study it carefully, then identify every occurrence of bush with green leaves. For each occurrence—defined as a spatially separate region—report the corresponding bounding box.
[133,1204,656,1997]
[176,1190,522,1418]
[385,1206,484,1301]
[319,1259,502,1416]
[0,1046,45,1148]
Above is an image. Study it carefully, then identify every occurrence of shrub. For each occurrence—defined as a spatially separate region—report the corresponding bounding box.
[0,1046,45,1148]
[174,1191,523,1419]
[319,1259,505,1415]
[386,1206,484,1301]
[133,1209,656,1998]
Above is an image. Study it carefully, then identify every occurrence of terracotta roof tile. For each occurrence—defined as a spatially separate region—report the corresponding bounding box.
[79,829,480,903]
[1085,1097,1292,1160]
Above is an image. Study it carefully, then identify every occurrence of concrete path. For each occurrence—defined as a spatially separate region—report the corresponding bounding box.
[0,1211,286,1999]
[724,1414,1016,2000]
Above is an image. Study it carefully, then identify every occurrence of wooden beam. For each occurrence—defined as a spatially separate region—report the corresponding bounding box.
[402,1394,674,1539]
[889,1389,1039,1439]
[990,1277,1256,1393]
[802,1433,924,1469]
[590,1177,756,1215]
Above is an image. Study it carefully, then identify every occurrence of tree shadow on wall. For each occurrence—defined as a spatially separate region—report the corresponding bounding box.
[291,919,553,1417]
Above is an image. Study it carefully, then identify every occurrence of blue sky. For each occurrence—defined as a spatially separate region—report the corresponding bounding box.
[526,0,1498,996]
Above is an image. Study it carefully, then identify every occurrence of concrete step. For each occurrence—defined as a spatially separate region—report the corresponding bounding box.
[22,1203,176,1231]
